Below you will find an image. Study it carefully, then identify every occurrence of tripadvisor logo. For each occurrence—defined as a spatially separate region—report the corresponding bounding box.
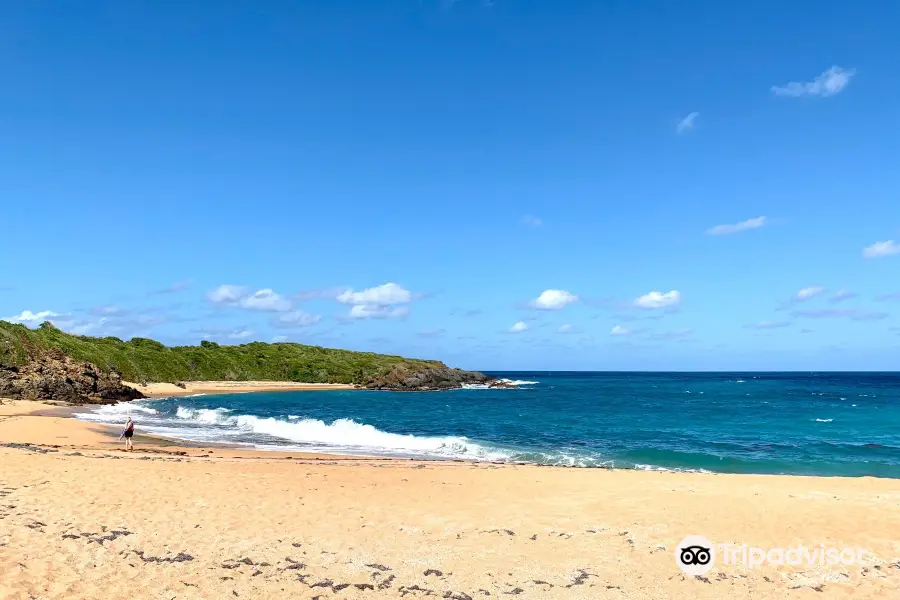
[675,534,868,575]
[675,535,715,576]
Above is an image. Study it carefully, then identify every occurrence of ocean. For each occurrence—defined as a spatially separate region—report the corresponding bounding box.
[77,372,900,478]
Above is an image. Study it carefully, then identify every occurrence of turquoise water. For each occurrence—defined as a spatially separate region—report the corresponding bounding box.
[79,372,900,477]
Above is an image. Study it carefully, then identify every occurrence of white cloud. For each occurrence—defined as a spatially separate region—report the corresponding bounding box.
[634,290,681,309]
[228,329,254,340]
[793,286,826,302]
[706,216,767,236]
[207,284,248,305]
[509,321,528,333]
[240,289,291,312]
[4,310,60,324]
[348,304,409,320]
[337,283,412,306]
[207,285,291,312]
[610,325,633,336]
[521,214,543,228]
[557,324,574,334]
[274,310,321,328]
[531,289,578,310]
[772,66,855,98]
[676,111,699,134]
[863,240,900,259]
[271,335,289,343]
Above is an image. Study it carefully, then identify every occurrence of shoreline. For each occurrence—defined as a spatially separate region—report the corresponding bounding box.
[72,394,898,478]
[2,398,900,598]
[124,379,357,398]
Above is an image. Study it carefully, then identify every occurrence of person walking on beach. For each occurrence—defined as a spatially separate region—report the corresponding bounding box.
[119,417,135,451]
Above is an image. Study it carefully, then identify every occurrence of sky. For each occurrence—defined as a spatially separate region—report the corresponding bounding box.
[2,0,899,371]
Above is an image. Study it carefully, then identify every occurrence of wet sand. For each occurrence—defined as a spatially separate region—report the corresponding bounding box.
[1,399,899,599]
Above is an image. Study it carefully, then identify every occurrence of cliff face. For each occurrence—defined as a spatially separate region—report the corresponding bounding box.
[0,350,145,404]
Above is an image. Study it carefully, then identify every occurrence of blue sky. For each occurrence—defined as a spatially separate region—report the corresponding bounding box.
[2,0,899,370]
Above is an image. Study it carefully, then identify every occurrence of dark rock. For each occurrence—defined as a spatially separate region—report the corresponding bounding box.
[363,365,497,392]
[0,350,144,404]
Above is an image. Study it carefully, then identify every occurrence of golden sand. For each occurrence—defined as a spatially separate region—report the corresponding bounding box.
[1,398,899,599]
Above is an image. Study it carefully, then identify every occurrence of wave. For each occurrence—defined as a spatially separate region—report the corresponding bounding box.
[462,379,539,389]
[175,406,233,424]
[80,401,160,417]
[815,418,834,423]
[165,406,512,460]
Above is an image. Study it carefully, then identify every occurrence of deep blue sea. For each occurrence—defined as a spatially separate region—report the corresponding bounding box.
[78,372,900,478]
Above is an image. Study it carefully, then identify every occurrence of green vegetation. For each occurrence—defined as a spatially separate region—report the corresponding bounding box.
[0,320,444,385]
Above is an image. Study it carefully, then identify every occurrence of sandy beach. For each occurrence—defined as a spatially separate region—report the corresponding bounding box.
[124,380,356,398]
[1,398,899,600]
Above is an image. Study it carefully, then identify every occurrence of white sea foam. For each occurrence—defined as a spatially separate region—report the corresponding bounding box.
[159,407,512,460]
[462,379,539,390]
[175,406,233,425]
[815,418,834,423]
[78,401,159,418]
[634,464,713,474]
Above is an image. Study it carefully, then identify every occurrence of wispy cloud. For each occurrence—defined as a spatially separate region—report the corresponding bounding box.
[676,112,698,134]
[556,324,575,334]
[451,308,483,318]
[347,305,409,320]
[745,320,791,330]
[152,280,191,295]
[273,310,321,328]
[228,329,254,340]
[876,292,900,302]
[648,328,693,341]
[521,214,543,228]
[792,286,827,302]
[294,287,347,301]
[417,328,446,339]
[634,290,681,309]
[863,240,900,259]
[706,216,767,236]
[610,325,636,336]
[791,308,888,321]
[530,289,578,310]
[830,289,857,304]
[90,305,126,316]
[772,66,855,98]
[508,321,528,333]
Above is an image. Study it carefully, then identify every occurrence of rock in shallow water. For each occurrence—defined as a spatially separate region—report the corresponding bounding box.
[363,365,499,391]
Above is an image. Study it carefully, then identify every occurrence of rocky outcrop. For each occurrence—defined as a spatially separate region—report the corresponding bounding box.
[364,365,501,391]
[0,350,144,404]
